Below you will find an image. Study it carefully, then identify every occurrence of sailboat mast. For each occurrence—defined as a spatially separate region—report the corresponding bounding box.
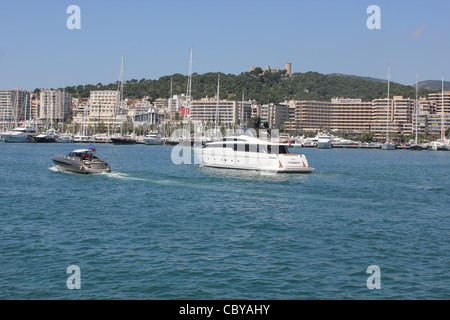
[241,89,245,128]
[442,77,445,141]
[186,47,193,101]
[62,86,65,132]
[216,73,220,127]
[386,63,390,142]
[118,54,125,135]
[415,74,418,144]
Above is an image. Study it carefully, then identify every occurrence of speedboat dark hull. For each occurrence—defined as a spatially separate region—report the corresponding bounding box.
[52,156,111,174]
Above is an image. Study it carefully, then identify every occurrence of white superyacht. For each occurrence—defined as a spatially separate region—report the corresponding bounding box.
[195,134,314,173]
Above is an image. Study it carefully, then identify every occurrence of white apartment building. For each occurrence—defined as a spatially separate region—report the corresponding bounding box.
[88,90,120,120]
[0,89,32,130]
[39,89,73,125]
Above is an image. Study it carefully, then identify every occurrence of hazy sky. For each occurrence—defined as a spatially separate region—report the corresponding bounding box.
[1,0,449,90]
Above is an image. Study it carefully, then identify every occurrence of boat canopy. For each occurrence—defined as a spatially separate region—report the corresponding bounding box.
[72,149,93,153]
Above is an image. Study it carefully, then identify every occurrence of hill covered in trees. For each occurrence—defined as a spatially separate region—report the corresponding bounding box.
[57,70,438,104]
[415,80,450,90]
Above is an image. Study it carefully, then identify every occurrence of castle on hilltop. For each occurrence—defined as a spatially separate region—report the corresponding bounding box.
[251,62,292,76]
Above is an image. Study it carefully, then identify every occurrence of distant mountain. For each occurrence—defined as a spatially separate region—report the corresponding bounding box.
[415,80,450,90]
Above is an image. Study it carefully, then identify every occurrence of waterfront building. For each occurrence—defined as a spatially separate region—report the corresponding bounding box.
[190,98,237,124]
[425,113,450,136]
[0,89,32,131]
[236,100,254,126]
[289,98,373,133]
[261,103,289,129]
[39,89,73,126]
[154,98,168,109]
[134,105,160,126]
[88,90,120,120]
[371,96,414,138]
[168,95,184,118]
[251,104,261,119]
[428,91,450,114]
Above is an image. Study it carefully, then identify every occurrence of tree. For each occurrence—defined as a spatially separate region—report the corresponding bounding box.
[252,116,261,129]
[360,132,374,142]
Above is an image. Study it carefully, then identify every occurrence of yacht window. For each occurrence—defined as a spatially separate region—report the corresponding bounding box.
[245,144,249,152]
[233,144,238,151]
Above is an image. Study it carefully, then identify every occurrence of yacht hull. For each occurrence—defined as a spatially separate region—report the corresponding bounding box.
[197,148,314,174]
[381,143,396,150]
[111,138,136,145]
[317,141,332,149]
[143,138,163,145]
[3,135,33,143]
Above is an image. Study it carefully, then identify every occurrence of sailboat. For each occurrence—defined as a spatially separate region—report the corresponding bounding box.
[380,63,396,150]
[408,75,423,150]
[110,54,137,145]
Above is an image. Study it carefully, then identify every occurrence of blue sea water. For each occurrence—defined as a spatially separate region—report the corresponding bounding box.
[0,143,448,300]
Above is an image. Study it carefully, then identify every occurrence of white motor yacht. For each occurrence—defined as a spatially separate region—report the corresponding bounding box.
[144,132,163,145]
[195,134,314,173]
[2,127,38,143]
[316,133,333,149]
[56,134,74,143]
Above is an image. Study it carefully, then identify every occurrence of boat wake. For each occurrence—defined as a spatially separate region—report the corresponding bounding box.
[100,171,148,181]
[48,166,60,172]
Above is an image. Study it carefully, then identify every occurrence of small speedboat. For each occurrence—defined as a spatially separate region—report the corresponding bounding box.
[52,148,111,174]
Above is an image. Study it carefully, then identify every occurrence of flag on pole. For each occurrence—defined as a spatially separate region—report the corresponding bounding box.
[89,143,96,151]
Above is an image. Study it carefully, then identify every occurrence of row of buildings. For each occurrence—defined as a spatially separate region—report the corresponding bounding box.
[1,87,449,139]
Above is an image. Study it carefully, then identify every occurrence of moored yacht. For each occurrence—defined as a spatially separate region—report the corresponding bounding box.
[34,129,57,143]
[2,127,38,143]
[144,132,163,145]
[110,135,136,144]
[56,134,74,143]
[380,142,396,150]
[195,134,314,173]
[427,140,448,151]
[316,133,333,149]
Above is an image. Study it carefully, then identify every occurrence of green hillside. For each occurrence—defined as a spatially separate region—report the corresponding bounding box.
[58,70,438,104]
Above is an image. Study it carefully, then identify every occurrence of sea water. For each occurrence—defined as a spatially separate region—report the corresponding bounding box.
[0,143,448,299]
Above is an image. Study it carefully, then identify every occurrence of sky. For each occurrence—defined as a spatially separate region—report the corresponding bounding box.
[0,0,449,91]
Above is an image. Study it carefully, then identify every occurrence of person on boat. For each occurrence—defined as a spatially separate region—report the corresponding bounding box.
[84,152,88,159]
